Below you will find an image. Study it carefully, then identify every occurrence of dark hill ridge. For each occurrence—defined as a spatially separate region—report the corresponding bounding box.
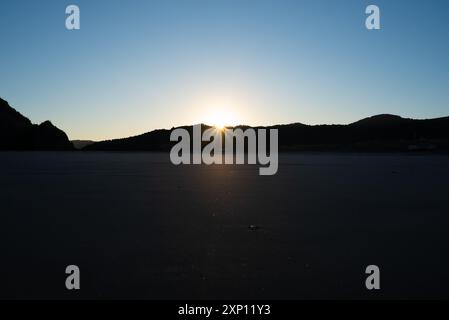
[85,115,449,152]
[351,114,405,126]
[0,98,73,150]
[2,97,449,152]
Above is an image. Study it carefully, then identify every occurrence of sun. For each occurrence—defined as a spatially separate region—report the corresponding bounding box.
[213,119,226,130]
[206,109,236,130]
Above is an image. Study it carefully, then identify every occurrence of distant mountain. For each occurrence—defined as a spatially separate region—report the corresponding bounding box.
[274,114,449,151]
[2,96,448,152]
[0,98,73,150]
[71,140,95,150]
[84,128,175,151]
[84,115,449,152]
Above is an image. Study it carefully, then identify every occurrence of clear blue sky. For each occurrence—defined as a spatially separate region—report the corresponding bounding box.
[1,0,448,140]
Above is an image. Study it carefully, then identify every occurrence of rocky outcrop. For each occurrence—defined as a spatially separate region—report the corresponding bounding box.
[0,98,73,150]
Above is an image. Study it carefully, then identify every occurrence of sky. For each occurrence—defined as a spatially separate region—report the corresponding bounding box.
[0,0,448,140]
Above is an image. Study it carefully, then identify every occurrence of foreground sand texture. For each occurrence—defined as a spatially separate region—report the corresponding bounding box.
[1,152,449,299]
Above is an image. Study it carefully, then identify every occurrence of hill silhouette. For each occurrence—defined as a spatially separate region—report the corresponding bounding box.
[0,98,73,150]
[84,115,449,152]
[2,96,449,152]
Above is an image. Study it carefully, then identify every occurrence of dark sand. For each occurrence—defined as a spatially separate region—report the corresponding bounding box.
[1,152,449,299]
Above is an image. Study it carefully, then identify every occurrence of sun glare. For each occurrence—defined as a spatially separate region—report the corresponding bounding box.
[214,119,226,130]
[206,109,236,130]
[192,94,244,129]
